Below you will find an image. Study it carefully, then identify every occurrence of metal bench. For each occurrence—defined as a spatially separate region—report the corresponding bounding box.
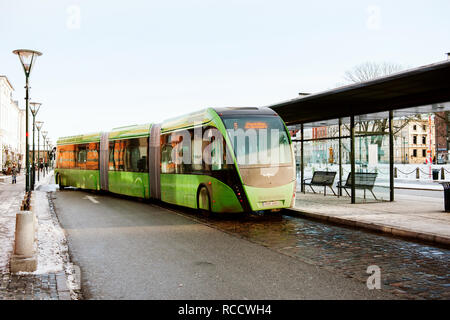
[303,171,337,196]
[337,172,378,200]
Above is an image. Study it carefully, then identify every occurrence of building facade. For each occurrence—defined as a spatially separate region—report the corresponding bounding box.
[0,75,26,172]
[393,118,436,164]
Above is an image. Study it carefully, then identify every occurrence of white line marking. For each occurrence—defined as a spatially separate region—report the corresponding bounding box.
[83,195,99,204]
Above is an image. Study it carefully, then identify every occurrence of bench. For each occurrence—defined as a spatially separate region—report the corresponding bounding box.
[303,171,337,196]
[337,172,378,200]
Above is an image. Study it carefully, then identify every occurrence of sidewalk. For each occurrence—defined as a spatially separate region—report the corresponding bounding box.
[289,192,450,247]
[0,171,74,300]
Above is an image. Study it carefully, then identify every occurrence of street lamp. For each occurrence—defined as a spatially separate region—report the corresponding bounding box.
[36,121,43,181]
[13,49,43,192]
[30,102,41,189]
[41,130,48,178]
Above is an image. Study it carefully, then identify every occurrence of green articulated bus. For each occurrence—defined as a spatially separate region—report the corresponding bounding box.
[55,107,296,214]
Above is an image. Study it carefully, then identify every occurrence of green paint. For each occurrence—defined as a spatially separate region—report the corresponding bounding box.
[243,182,295,211]
[55,168,100,190]
[108,171,149,198]
[160,173,243,213]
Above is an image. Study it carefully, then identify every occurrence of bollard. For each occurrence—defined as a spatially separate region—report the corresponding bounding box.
[442,168,445,180]
[10,211,37,273]
[416,168,420,179]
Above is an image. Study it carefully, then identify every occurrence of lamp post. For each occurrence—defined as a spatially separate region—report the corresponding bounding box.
[35,121,43,181]
[13,49,42,192]
[41,131,47,178]
[29,102,41,189]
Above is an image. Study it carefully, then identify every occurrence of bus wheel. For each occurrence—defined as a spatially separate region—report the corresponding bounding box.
[197,186,211,216]
[58,175,65,191]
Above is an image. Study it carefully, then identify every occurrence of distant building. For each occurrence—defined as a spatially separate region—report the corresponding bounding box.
[0,75,26,171]
[395,118,436,164]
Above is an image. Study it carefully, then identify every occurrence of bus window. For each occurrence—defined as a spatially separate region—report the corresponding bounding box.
[222,116,292,166]
[124,138,148,172]
[86,143,99,170]
[76,144,87,169]
[161,134,174,174]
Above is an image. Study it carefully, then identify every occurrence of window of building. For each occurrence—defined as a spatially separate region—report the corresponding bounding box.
[413,125,417,131]
[422,136,426,145]
[423,125,426,131]
[413,135,417,144]
[412,149,417,157]
[422,149,426,157]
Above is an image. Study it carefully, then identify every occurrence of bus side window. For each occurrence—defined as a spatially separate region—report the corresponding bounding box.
[109,141,115,170]
[161,134,174,174]
[76,144,87,169]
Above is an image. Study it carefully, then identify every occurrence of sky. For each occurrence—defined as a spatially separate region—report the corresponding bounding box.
[0,0,449,143]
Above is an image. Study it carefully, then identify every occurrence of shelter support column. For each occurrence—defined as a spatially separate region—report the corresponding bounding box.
[338,118,342,197]
[350,116,356,204]
[389,110,394,202]
[300,124,305,193]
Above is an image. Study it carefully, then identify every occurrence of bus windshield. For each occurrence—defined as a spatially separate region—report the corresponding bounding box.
[222,115,293,166]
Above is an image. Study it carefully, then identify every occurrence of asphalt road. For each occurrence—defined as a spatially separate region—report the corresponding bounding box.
[52,187,396,300]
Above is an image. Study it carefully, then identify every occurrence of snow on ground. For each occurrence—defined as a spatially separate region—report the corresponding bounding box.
[0,191,22,272]
[32,191,65,274]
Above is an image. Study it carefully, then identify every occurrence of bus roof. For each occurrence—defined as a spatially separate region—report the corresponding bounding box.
[161,107,278,133]
[108,123,152,140]
[213,107,278,117]
[57,123,152,145]
[161,108,214,133]
[57,132,101,145]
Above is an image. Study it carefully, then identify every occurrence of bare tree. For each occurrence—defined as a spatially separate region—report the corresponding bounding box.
[341,62,419,159]
[343,62,404,83]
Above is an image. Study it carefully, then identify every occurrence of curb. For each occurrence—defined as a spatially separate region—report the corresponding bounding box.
[56,271,71,300]
[284,208,450,248]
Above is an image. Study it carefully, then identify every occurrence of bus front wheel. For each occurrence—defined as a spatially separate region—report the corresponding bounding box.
[197,186,211,216]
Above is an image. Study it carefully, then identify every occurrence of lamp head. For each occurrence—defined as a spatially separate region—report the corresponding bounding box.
[30,102,42,116]
[36,121,44,131]
[12,49,42,76]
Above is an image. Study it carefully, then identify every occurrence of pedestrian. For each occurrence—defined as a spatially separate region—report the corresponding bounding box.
[11,165,17,184]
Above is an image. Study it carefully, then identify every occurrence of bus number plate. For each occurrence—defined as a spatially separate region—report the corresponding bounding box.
[262,201,278,207]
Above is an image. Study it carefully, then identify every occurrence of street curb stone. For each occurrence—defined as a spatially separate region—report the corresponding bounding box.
[285,208,450,248]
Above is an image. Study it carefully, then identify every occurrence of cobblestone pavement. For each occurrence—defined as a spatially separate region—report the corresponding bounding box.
[0,173,70,300]
[0,272,61,300]
[173,208,450,300]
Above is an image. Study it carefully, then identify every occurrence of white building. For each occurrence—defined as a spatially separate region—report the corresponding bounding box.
[0,75,26,172]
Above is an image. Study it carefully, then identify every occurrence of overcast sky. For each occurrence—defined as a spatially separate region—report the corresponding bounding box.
[1,0,449,143]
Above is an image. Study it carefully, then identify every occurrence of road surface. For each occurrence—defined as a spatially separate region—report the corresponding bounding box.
[52,188,395,300]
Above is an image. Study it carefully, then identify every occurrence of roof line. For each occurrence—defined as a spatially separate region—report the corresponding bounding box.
[0,75,14,91]
[264,59,450,109]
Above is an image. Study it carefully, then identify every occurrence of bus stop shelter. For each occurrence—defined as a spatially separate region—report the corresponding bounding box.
[267,59,450,203]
